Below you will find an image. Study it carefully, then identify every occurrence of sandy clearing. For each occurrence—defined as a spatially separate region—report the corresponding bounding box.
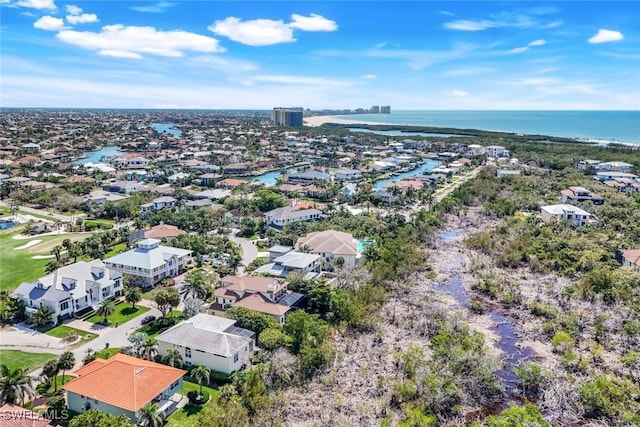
[14,239,42,250]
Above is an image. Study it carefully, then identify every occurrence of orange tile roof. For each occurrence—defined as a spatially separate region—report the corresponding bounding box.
[233,293,290,316]
[144,224,186,239]
[63,353,185,412]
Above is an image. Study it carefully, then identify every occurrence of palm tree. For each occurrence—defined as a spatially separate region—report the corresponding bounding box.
[50,245,63,263]
[30,306,54,327]
[41,359,60,391]
[139,338,158,361]
[180,271,209,300]
[57,352,75,387]
[96,299,115,324]
[0,365,35,405]
[137,402,165,427]
[161,349,183,368]
[191,365,210,397]
[124,286,141,309]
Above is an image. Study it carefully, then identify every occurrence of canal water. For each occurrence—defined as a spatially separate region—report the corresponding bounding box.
[151,123,182,138]
[75,146,120,165]
[437,230,536,397]
[373,159,441,191]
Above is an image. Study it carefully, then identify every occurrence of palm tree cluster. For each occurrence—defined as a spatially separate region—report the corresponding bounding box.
[0,365,35,406]
[40,351,76,393]
[124,332,158,361]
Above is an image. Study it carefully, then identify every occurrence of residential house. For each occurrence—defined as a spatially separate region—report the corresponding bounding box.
[128,224,186,246]
[594,171,638,182]
[333,168,363,182]
[196,173,222,187]
[63,354,185,424]
[296,230,362,268]
[540,204,595,227]
[484,145,510,158]
[104,239,192,287]
[254,246,321,279]
[0,403,53,426]
[14,260,122,320]
[156,314,254,374]
[340,183,358,200]
[620,249,640,272]
[287,171,331,184]
[560,186,604,204]
[496,169,521,177]
[103,181,149,194]
[598,161,633,172]
[139,196,177,217]
[264,206,322,229]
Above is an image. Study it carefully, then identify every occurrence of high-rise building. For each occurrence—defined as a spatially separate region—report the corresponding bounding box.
[370,105,380,113]
[271,107,304,127]
[380,105,391,114]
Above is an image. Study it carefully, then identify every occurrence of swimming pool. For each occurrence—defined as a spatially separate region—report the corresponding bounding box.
[357,238,374,252]
[0,220,18,230]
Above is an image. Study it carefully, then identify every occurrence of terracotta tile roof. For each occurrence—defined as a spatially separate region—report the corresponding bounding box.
[63,354,185,412]
[0,404,53,427]
[219,275,280,292]
[623,249,640,267]
[144,224,186,239]
[233,293,290,316]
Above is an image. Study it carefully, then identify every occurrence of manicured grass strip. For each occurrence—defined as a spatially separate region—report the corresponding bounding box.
[46,375,75,393]
[0,350,57,372]
[45,325,98,343]
[103,242,126,258]
[87,301,150,326]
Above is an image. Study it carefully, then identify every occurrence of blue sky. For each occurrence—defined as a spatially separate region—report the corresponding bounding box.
[1,1,638,109]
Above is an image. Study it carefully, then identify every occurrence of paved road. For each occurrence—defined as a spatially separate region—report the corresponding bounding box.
[227,229,258,271]
[3,300,162,379]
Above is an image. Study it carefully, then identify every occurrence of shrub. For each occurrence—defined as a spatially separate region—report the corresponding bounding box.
[187,390,210,405]
[470,299,484,314]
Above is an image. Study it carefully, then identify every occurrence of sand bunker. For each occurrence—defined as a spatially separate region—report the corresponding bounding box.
[14,240,42,250]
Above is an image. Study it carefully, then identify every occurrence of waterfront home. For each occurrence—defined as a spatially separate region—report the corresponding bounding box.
[264,206,322,229]
[540,204,594,227]
[14,260,122,320]
[103,181,149,194]
[620,249,640,272]
[560,186,604,204]
[104,239,192,287]
[217,178,246,188]
[287,170,331,184]
[63,354,185,423]
[333,168,363,182]
[156,313,254,374]
[224,163,250,175]
[296,230,361,268]
[594,171,639,182]
[196,173,222,187]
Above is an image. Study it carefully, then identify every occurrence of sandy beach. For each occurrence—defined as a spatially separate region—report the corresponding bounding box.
[303,115,385,127]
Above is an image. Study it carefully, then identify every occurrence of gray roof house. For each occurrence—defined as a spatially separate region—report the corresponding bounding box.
[156,314,254,374]
[264,207,322,229]
[14,260,123,320]
[104,239,191,287]
[255,246,321,279]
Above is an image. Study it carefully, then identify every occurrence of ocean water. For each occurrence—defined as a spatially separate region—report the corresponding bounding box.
[151,123,182,138]
[337,111,640,145]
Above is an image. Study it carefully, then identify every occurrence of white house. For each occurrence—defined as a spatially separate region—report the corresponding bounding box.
[296,230,362,268]
[255,247,321,278]
[540,204,595,227]
[156,314,254,374]
[139,196,177,217]
[264,207,322,229]
[63,354,185,424]
[484,145,510,158]
[13,260,122,320]
[104,239,192,287]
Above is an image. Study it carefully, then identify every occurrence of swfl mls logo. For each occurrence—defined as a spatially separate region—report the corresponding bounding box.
[0,408,70,421]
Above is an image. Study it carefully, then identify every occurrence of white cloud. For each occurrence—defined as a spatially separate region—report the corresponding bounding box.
[529,39,546,46]
[289,13,337,32]
[65,4,81,15]
[209,13,337,46]
[361,74,377,80]
[33,15,66,31]
[16,0,55,9]
[252,75,350,87]
[56,25,225,58]
[130,2,177,13]
[208,17,293,46]
[444,19,495,31]
[588,29,624,44]
[66,13,98,24]
[444,10,559,31]
[507,47,530,54]
[449,90,468,97]
[189,55,258,73]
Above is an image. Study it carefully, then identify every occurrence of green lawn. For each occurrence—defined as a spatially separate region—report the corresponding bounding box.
[0,350,57,372]
[45,325,98,344]
[0,225,92,292]
[95,347,121,359]
[46,375,75,393]
[103,242,126,258]
[87,301,149,326]
[166,381,219,427]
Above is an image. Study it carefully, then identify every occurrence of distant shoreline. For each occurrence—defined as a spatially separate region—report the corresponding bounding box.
[303,115,386,127]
